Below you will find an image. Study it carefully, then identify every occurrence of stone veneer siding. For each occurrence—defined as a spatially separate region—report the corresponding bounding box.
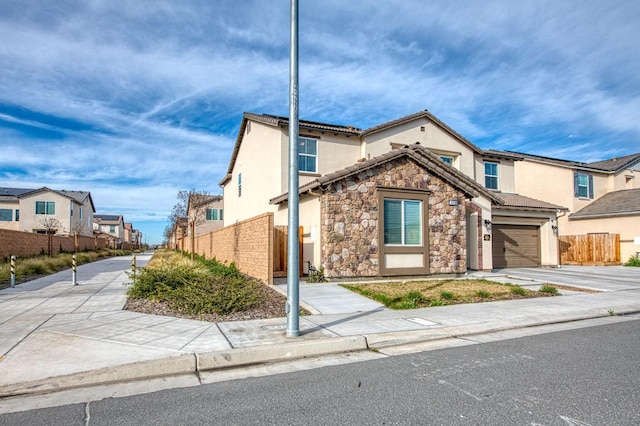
[321,157,467,278]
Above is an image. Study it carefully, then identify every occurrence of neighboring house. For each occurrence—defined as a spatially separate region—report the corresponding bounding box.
[187,194,224,237]
[124,222,133,244]
[486,151,640,261]
[0,186,95,236]
[220,111,568,277]
[132,228,142,248]
[93,214,125,246]
[167,217,188,250]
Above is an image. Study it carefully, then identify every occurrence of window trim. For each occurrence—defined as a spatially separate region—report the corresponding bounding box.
[0,208,12,222]
[35,201,56,215]
[298,137,318,174]
[484,161,499,190]
[574,171,594,199]
[378,187,430,276]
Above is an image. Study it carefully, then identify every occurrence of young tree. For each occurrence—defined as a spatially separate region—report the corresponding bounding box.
[163,189,210,253]
[40,217,63,256]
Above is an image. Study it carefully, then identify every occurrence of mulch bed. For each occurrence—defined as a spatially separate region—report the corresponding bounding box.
[124,283,300,322]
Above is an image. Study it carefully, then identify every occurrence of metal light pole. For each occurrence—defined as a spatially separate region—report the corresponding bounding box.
[286,0,300,337]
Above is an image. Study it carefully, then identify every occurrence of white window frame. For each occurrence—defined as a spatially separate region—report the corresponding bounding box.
[298,137,318,173]
[484,162,499,190]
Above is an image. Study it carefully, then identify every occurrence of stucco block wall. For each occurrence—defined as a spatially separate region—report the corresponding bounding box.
[182,213,274,284]
[0,229,107,259]
[320,157,467,278]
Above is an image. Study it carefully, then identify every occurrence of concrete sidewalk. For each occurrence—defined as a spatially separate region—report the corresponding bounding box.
[1,253,639,402]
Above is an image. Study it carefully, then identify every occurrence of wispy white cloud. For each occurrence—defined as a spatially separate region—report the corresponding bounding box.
[1,0,639,243]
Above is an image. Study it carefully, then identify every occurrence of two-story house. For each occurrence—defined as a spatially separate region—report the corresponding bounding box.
[93,214,125,247]
[0,187,95,236]
[485,150,640,261]
[187,194,224,237]
[220,111,567,277]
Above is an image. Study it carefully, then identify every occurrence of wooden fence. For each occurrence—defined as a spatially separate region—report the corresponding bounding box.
[273,226,303,278]
[559,233,620,265]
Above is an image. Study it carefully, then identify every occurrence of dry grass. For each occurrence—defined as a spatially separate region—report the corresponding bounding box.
[341,279,562,309]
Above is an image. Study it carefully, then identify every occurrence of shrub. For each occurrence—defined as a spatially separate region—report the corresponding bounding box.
[306,267,327,283]
[510,285,528,296]
[623,256,640,267]
[539,284,558,294]
[474,289,491,298]
[126,251,264,316]
[439,291,455,300]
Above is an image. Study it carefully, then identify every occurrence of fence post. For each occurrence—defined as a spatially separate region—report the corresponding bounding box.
[72,255,77,285]
[10,255,16,288]
[131,255,137,286]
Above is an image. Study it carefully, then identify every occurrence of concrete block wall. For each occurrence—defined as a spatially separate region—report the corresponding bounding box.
[0,229,107,259]
[180,213,274,284]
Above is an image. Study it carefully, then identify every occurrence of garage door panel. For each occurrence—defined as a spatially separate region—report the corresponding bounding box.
[493,225,540,268]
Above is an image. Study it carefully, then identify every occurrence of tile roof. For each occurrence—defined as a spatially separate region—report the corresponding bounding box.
[0,187,36,199]
[493,193,568,212]
[586,153,640,172]
[270,144,499,205]
[569,188,640,220]
[244,112,362,135]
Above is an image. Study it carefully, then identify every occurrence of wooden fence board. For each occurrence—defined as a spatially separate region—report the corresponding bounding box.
[559,234,620,265]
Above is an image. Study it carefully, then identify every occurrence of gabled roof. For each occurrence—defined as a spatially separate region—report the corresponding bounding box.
[4,186,96,212]
[492,193,568,212]
[488,150,640,174]
[187,194,223,211]
[270,144,499,205]
[586,153,640,172]
[94,214,123,224]
[569,188,640,220]
[361,110,485,156]
[0,187,36,198]
[219,112,361,186]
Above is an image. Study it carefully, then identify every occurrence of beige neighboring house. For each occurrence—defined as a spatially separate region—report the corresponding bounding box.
[0,186,95,236]
[220,111,567,277]
[167,217,188,250]
[187,194,224,237]
[486,151,640,261]
[93,214,125,247]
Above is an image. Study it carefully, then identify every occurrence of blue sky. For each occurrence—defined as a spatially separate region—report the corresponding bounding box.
[1,1,639,245]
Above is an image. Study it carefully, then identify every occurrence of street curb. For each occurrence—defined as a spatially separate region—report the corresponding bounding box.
[197,335,368,371]
[0,354,196,398]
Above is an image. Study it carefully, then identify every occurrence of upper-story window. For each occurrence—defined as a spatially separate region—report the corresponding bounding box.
[206,208,223,221]
[238,173,242,197]
[299,137,317,173]
[574,172,594,199]
[484,162,499,190]
[109,225,115,233]
[440,155,454,165]
[35,201,55,215]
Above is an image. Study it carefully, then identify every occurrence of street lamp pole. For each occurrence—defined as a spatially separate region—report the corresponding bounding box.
[286,0,300,337]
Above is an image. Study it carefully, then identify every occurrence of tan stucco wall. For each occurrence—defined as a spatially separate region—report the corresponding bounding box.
[0,199,20,231]
[223,121,282,224]
[17,191,94,236]
[474,156,516,193]
[568,216,640,263]
[363,118,478,177]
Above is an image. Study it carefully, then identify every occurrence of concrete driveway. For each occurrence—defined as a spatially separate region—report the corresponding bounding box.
[492,265,640,292]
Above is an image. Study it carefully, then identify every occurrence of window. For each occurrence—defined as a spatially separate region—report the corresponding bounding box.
[220,209,223,221]
[15,209,19,221]
[574,172,594,199]
[484,162,499,190]
[35,201,55,215]
[298,137,317,173]
[206,208,219,221]
[109,225,115,233]
[0,209,12,221]
[70,203,73,216]
[79,207,83,220]
[440,155,453,165]
[238,173,242,197]
[383,199,422,246]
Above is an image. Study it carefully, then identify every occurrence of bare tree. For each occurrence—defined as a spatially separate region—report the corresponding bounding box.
[163,189,210,253]
[40,218,63,256]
